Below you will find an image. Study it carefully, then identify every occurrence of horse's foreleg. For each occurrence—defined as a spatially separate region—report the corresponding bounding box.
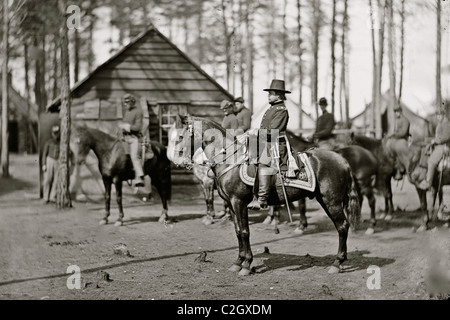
[381,179,394,221]
[152,176,169,223]
[201,181,215,225]
[100,178,112,225]
[228,201,244,272]
[416,188,430,232]
[364,188,377,235]
[317,197,349,273]
[114,179,124,227]
[294,199,308,234]
[233,198,253,276]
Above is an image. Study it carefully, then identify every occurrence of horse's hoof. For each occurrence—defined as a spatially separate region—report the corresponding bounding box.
[379,214,386,220]
[328,266,341,274]
[294,227,304,235]
[384,215,393,221]
[365,228,375,235]
[114,221,123,227]
[228,264,242,272]
[202,217,213,226]
[238,268,251,276]
[99,219,107,225]
[158,216,167,224]
[262,216,272,225]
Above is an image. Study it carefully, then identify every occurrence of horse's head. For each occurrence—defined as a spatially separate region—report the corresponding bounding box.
[73,126,92,166]
[166,115,196,168]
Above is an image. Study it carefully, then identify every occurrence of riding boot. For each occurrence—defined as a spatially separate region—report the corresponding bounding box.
[248,166,273,210]
[418,164,436,190]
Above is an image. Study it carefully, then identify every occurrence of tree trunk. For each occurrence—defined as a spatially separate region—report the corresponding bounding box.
[340,0,349,126]
[52,33,59,99]
[73,28,80,83]
[245,0,254,113]
[221,0,231,90]
[56,0,72,209]
[197,0,204,65]
[436,0,442,112]
[311,0,320,119]
[331,0,337,117]
[369,0,377,135]
[375,0,386,138]
[282,0,287,81]
[297,0,303,128]
[398,0,405,106]
[1,0,9,177]
[387,0,396,133]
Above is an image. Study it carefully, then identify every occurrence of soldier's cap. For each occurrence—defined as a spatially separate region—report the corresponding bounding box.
[263,79,291,94]
[318,97,328,106]
[52,125,60,132]
[234,97,244,103]
[220,100,233,109]
[123,93,136,102]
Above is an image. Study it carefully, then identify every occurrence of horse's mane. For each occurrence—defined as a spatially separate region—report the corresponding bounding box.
[188,116,238,141]
[286,130,309,142]
[352,134,382,149]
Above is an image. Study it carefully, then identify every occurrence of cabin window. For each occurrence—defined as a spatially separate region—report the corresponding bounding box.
[159,104,187,145]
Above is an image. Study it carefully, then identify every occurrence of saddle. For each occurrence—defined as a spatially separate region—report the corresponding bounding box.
[240,152,316,192]
[121,137,155,161]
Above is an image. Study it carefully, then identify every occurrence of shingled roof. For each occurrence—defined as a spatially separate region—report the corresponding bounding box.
[46,23,233,112]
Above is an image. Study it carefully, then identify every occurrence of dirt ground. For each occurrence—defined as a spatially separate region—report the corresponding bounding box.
[0,154,449,301]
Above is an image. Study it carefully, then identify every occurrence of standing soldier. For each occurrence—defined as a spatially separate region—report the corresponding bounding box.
[119,93,145,187]
[308,97,336,150]
[42,125,61,203]
[385,105,411,180]
[220,99,239,130]
[233,96,252,133]
[247,79,291,210]
[418,109,450,190]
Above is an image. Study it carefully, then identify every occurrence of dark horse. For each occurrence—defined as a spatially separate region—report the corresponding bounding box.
[277,131,379,235]
[74,125,172,226]
[168,115,360,275]
[347,133,436,230]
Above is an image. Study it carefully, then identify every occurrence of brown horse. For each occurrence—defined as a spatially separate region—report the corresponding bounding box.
[74,125,172,226]
[348,134,436,230]
[278,131,379,235]
[168,115,360,275]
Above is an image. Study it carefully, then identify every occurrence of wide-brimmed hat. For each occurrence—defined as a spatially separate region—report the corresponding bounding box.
[318,97,328,106]
[220,100,233,109]
[234,97,244,103]
[263,79,291,94]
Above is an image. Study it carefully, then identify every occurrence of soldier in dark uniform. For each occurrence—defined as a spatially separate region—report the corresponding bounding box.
[233,97,252,133]
[247,79,291,210]
[308,97,336,150]
[220,99,239,130]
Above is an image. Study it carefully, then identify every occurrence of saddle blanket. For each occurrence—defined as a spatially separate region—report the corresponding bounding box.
[240,152,316,192]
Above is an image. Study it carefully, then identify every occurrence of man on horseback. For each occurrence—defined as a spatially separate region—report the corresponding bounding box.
[418,109,450,190]
[308,97,336,150]
[385,105,410,180]
[119,93,145,187]
[247,79,291,210]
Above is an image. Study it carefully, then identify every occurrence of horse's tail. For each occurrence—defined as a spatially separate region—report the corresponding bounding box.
[344,168,361,230]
